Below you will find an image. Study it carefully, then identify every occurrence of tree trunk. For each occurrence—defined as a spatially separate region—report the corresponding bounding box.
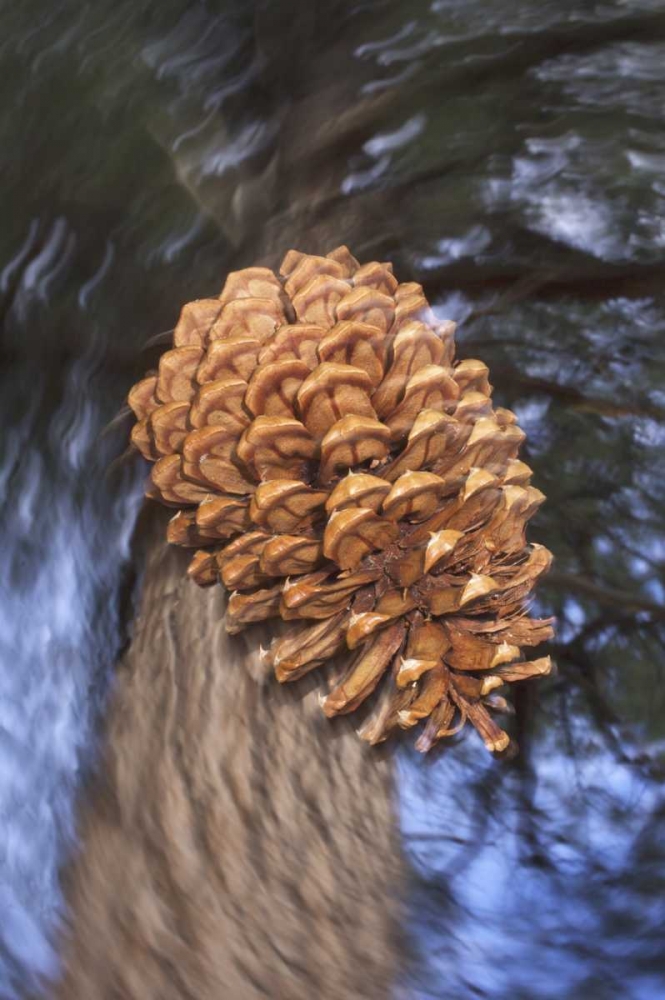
[55,512,405,999]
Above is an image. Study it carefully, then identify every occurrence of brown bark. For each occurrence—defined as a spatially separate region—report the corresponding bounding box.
[55,513,405,999]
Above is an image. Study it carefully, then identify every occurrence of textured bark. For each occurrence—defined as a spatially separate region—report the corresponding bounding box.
[56,513,404,999]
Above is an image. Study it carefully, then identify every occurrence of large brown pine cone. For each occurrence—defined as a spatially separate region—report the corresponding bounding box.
[128,246,554,753]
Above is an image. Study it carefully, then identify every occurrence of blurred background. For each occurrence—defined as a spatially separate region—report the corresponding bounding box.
[1,0,664,997]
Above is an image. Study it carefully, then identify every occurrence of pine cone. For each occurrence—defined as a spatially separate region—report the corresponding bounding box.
[127,246,554,753]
